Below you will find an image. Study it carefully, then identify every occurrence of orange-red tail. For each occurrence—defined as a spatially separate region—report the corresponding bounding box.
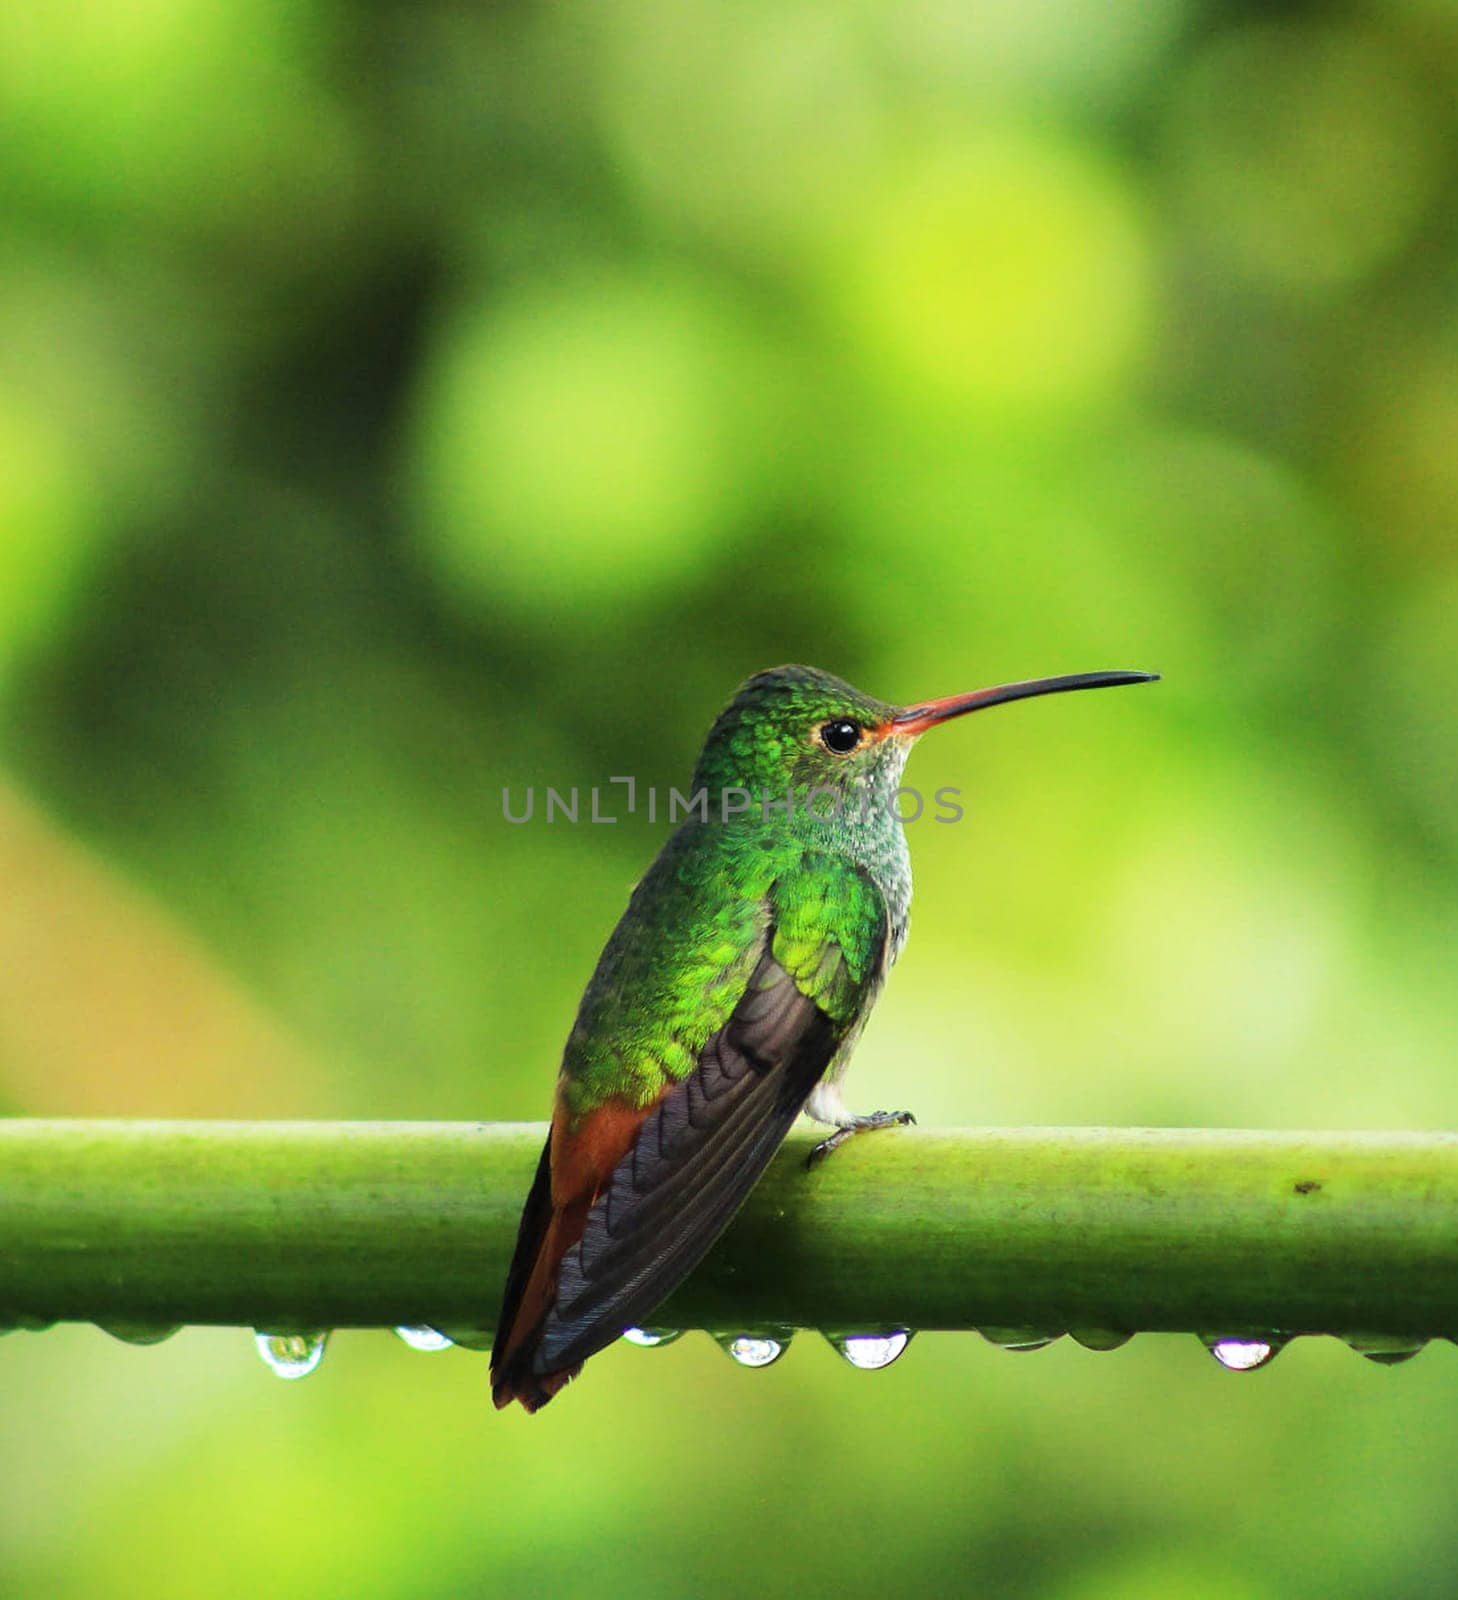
[490,1100,657,1412]
[491,1198,589,1410]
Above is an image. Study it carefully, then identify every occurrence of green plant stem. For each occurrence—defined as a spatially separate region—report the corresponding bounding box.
[0,1121,1455,1337]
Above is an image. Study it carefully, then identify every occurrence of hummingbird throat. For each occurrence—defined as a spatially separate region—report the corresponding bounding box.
[701,738,913,832]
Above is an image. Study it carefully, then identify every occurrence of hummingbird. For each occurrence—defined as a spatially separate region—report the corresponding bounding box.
[491,663,1157,1411]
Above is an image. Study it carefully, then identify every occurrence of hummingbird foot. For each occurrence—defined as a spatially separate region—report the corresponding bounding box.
[806,1110,915,1168]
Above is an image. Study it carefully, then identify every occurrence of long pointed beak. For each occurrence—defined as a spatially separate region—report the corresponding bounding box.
[890,670,1159,737]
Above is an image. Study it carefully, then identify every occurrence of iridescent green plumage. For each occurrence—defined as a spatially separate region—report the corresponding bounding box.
[492,662,1157,1411]
[558,667,906,1123]
[560,831,889,1118]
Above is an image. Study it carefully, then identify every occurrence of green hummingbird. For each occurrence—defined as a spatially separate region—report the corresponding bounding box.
[491,663,1157,1410]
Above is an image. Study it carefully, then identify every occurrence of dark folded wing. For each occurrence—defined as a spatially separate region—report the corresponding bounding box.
[533,942,855,1372]
[489,1131,554,1371]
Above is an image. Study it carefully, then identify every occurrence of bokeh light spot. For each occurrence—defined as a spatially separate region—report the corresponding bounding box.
[0,391,95,687]
[832,133,1151,414]
[410,272,768,618]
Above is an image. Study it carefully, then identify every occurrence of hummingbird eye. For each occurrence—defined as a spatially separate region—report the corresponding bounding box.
[818,720,862,756]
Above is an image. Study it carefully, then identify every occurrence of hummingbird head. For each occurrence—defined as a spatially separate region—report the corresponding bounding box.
[692,665,900,813]
[691,663,1158,827]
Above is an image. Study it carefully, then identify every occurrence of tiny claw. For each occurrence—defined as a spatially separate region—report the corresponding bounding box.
[806,1109,916,1168]
[806,1128,853,1168]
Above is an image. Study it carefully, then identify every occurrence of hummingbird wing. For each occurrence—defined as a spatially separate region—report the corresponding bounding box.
[526,864,888,1382]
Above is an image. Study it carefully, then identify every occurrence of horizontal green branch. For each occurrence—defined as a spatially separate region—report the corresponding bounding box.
[1,1121,1455,1341]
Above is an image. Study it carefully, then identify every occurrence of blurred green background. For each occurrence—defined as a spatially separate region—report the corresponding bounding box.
[3,1,1458,1595]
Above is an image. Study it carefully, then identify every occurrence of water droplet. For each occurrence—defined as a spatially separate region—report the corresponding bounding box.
[979,1327,1062,1352]
[254,1330,328,1379]
[433,1326,494,1352]
[1069,1328,1133,1352]
[393,1326,454,1353]
[712,1331,791,1367]
[621,1326,684,1348]
[1203,1335,1283,1371]
[826,1330,913,1369]
[1346,1333,1428,1366]
[97,1320,182,1346]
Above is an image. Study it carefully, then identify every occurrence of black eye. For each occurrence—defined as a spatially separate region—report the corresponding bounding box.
[818,720,861,755]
